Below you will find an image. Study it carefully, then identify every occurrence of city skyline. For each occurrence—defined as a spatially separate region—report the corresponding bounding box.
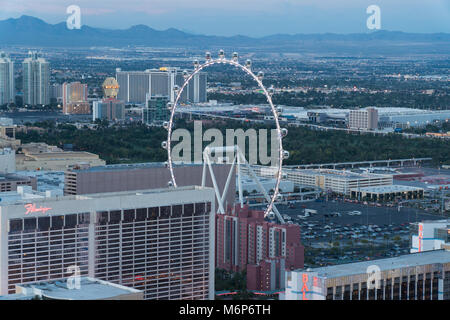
[0,0,449,36]
[0,0,448,302]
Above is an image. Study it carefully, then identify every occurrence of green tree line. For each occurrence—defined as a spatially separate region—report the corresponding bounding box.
[16,120,450,165]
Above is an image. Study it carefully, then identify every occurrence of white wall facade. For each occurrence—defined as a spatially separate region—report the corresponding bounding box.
[0,148,15,173]
[410,220,449,253]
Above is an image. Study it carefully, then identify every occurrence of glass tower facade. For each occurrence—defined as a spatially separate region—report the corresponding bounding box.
[0,52,14,105]
[22,52,50,106]
[142,95,170,125]
[116,68,207,104]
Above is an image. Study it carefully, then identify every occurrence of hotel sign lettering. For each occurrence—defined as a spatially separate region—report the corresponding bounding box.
[24,204,52,215]
[299,272,326,300]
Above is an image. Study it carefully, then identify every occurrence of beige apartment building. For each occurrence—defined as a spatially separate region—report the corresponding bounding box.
[16,143,105,171]
[349,107,378,130]
[0,119,20,149]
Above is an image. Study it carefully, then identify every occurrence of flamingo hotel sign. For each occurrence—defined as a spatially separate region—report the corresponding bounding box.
[24,203,52,215]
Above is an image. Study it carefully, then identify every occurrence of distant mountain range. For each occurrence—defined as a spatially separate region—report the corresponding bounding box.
[0,15,449,55]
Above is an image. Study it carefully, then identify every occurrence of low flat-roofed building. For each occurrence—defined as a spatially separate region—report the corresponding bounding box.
[0,136,20,149]
[410,219,449,253]
[351,185,424,201]
[0,123,16,139]
[64,162,235,210]
[0,277,143,300]
[282,249,450,300]
[0,118,16,145]
[0,148,15,173]
[307,111,327,123]
[0,118,13,126]
[251,167,393,195]
[20,142,61,154]
[0,186,62,206]
[16,143,105,171]
[16,170,64,193]
[239,175,294,194]
[425,132,450,139]
[0,174,36,193]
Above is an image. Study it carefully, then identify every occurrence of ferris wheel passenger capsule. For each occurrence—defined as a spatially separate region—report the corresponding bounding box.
[205,52,211,61]
[232,52,238,62]
[166,102,173,110]
[281,128,288,137]
[267,211,275,220]
[167,181,173,187]
[257,71,264,81]
[161,141,168,149]
[163,121,169,130]
[245,59,252,69]
[183,70,189,79]
[276,106,283,115]
[164,161,169,168]
[218,49,225,59]
[282,150,290,160]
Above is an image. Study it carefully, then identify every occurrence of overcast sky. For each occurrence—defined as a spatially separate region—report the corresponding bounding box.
[0,0,449,36]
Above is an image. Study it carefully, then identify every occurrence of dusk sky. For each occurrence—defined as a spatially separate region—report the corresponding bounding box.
[0,0,449,36]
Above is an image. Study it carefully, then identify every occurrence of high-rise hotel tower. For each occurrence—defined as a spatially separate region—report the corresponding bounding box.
[0,52,14,105]
[22,51,50,106]
[0,186,216,300]
[116,67,207,104]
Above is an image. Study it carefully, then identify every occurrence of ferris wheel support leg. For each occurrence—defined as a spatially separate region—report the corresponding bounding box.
[201,159,207,187]
[221,154,237,209]
[204,149,226,214]
[237,151,244,208]
[241,152,285,224]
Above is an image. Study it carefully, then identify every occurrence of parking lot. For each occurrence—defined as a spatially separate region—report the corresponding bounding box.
[277,200,443,226]
[271,199,446,266]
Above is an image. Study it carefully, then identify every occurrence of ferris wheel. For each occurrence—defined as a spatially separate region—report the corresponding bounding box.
[161,50,289,220]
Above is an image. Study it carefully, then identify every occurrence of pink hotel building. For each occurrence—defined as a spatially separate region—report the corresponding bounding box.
[216,205,304,291]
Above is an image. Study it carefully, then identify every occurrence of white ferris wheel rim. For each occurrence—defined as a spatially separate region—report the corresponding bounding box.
[165,55,284,217]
